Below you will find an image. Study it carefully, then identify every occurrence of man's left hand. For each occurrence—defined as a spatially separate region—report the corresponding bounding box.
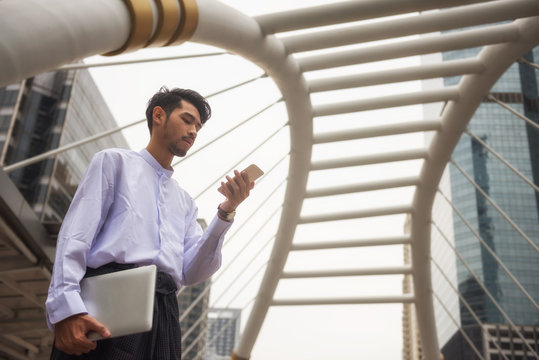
[219,169,255,213]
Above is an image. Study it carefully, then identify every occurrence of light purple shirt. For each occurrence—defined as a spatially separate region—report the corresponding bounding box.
[45,148,231,329]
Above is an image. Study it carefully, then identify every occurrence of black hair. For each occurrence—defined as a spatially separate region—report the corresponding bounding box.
[145,86,211,134]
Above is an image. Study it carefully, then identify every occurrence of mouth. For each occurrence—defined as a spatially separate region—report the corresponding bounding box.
[183,137,194,146]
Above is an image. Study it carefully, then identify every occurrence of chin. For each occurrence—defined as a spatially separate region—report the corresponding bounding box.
[172,148,187,157]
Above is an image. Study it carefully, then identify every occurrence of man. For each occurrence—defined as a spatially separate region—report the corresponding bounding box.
[45,87,254,359]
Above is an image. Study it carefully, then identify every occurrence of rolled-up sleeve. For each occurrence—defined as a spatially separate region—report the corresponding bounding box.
[45,151,115,330]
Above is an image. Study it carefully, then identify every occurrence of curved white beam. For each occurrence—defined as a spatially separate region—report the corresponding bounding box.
[0,0,130,86]
[410,16,539,360]
[190,1,313,358]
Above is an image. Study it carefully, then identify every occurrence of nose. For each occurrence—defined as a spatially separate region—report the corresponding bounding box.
[188,126,197,140]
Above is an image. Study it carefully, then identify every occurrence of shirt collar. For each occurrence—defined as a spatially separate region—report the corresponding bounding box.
[139,148,174,178]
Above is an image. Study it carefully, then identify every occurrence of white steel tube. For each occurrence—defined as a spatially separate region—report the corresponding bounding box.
[282,0,539,53]
[272,294,415,306]
[313,119,441,144]
[0,0,130,87]
[255,0,487,35]
[299,22,520,72]
[410,16,539,359]
[281,265,412,278]
[290,235,411,251]
[313,87,459,117]
[299,204,412,224]
[308,59,484,92]
[311,148,428,171]
[305,176,419,198]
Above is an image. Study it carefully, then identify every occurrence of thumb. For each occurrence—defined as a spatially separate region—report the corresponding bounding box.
[85,317,111,338]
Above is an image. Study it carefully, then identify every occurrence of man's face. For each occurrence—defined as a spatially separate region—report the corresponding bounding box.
[162,100,202,157]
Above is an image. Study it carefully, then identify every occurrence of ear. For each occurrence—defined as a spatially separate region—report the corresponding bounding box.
[152,106,166,127]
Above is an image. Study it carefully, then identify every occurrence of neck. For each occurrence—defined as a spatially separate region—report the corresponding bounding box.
[146,141,173,169]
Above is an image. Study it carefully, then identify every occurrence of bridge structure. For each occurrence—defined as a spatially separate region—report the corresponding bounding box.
[0,0,538,359]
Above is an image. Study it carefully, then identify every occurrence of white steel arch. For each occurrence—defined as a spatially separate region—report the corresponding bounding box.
[0,1,538,359]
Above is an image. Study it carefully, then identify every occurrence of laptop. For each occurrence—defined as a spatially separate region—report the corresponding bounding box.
[80,265,157,340]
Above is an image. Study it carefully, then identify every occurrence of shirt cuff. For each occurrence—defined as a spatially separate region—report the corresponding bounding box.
[210,214,234,234]
[45,290,87,330]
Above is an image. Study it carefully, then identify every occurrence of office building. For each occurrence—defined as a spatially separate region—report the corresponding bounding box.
[0,68,129,223]
[206,308,241,360]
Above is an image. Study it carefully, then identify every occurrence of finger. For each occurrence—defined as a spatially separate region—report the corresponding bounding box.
[71,334,96,354]
[226,175,240,195]
[234,171,248,196]
[238,172,250,197]
[241,170,251,184]
[222,179,237,203]
[85,316,111,338]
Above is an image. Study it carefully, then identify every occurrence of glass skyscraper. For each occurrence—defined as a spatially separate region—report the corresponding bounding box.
[442,44,539,359]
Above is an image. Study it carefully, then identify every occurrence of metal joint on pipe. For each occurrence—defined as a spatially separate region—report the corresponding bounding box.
[105,0,199,55]
[166,0,199,46]
[145,0,181,47]
[104,0,155,55]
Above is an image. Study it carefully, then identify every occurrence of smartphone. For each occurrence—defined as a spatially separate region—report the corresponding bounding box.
[218,164,264,195]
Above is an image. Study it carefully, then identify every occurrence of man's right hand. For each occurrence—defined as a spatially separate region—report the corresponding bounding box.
[54,314,110,355]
